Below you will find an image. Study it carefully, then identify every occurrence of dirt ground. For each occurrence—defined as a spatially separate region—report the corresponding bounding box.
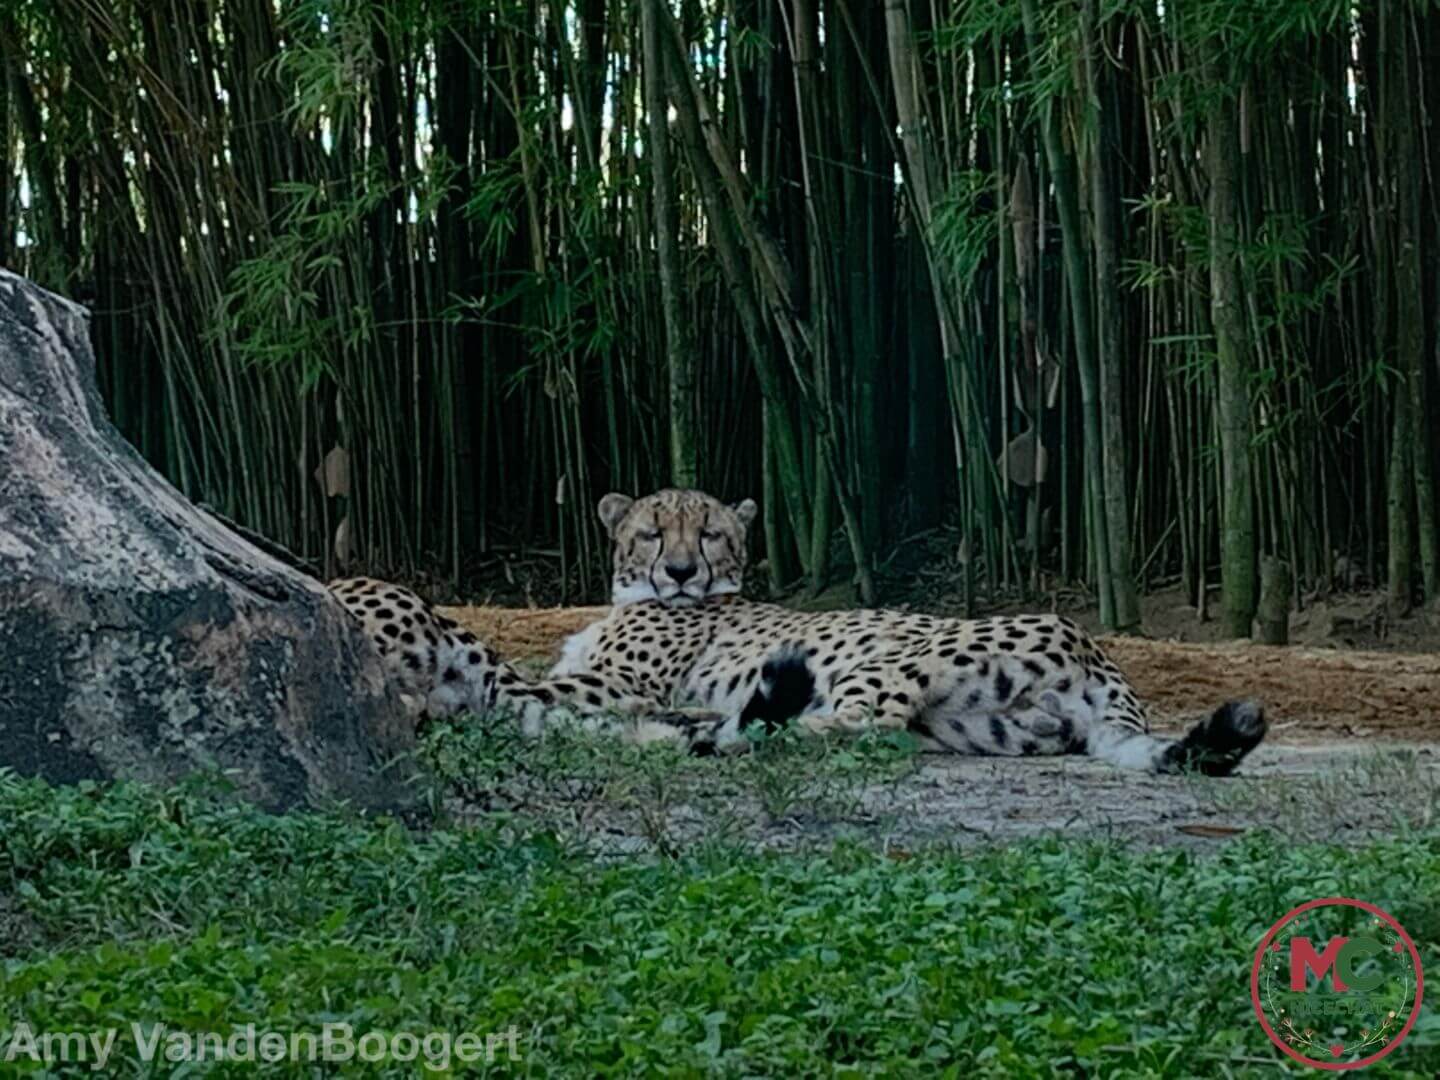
[432,601,1440,850]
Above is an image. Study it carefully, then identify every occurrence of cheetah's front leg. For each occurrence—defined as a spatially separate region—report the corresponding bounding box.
[422,632,647,735]
[496,670,726,747]
[432,637,727,748]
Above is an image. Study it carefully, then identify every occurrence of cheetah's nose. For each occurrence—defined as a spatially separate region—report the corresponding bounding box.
[666,561,698,584]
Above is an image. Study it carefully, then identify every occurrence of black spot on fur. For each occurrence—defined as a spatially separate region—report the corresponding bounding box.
[739,653,815,734]
[948,718,991,755]
[1058,716,1081,752]
[989,716,1009,749]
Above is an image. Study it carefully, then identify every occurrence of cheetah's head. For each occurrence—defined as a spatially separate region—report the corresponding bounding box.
[598,488,758,607]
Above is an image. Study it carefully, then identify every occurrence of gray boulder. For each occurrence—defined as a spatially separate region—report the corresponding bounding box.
[0,270,421,815]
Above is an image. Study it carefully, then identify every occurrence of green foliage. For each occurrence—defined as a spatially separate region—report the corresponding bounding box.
[220,172,389,389]
[271,0,381,132]
[6,0,1437,606]
[419,715,919,851]
[1163,0,1351,63]
[2,770,1439,1075]
[930,171,1001,298]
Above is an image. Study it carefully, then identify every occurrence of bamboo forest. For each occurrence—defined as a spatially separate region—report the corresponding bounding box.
[7,1,1438,632]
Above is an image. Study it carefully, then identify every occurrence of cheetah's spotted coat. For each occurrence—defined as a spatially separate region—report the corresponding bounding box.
[330,489,1267,774]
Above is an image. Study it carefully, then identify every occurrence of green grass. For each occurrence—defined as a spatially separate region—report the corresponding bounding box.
[1,764,1439,1077]
[419,718,923,854]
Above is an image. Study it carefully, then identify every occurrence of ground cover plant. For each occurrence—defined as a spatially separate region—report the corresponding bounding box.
[2,744,1438,1077]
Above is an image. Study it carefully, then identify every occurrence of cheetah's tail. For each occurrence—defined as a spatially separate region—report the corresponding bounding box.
[1086,698,1268,776]
[691,649,816,754]
[738,650,815,736]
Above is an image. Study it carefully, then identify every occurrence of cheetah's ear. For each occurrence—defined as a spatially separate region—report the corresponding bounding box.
[731,498,758,528]
[598,493,635,536]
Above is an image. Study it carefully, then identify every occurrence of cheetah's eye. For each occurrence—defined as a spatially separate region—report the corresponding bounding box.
[700,529,722,542]
[640,528,662,542]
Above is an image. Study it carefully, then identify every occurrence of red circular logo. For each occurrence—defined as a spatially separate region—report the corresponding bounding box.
[1251,897,1423,1069]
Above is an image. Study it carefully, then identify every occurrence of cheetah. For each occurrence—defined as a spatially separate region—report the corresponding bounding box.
[325,575,503,721]
[329,488,1267,775]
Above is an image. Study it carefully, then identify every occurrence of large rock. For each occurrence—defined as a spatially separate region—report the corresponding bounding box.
[0,270,420,814]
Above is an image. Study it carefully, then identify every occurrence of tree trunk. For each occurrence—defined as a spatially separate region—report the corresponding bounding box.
[1080,0,1141,632]
[661,26,813,554]
[0,272,420,815]
[1256,556,1291,645]
[663,7,874,601]
[1020,0,1116,628]
[1379,4,1430,614]
[1204,55,1258,638]
[643,0,697,487]
[883,0,992,571]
